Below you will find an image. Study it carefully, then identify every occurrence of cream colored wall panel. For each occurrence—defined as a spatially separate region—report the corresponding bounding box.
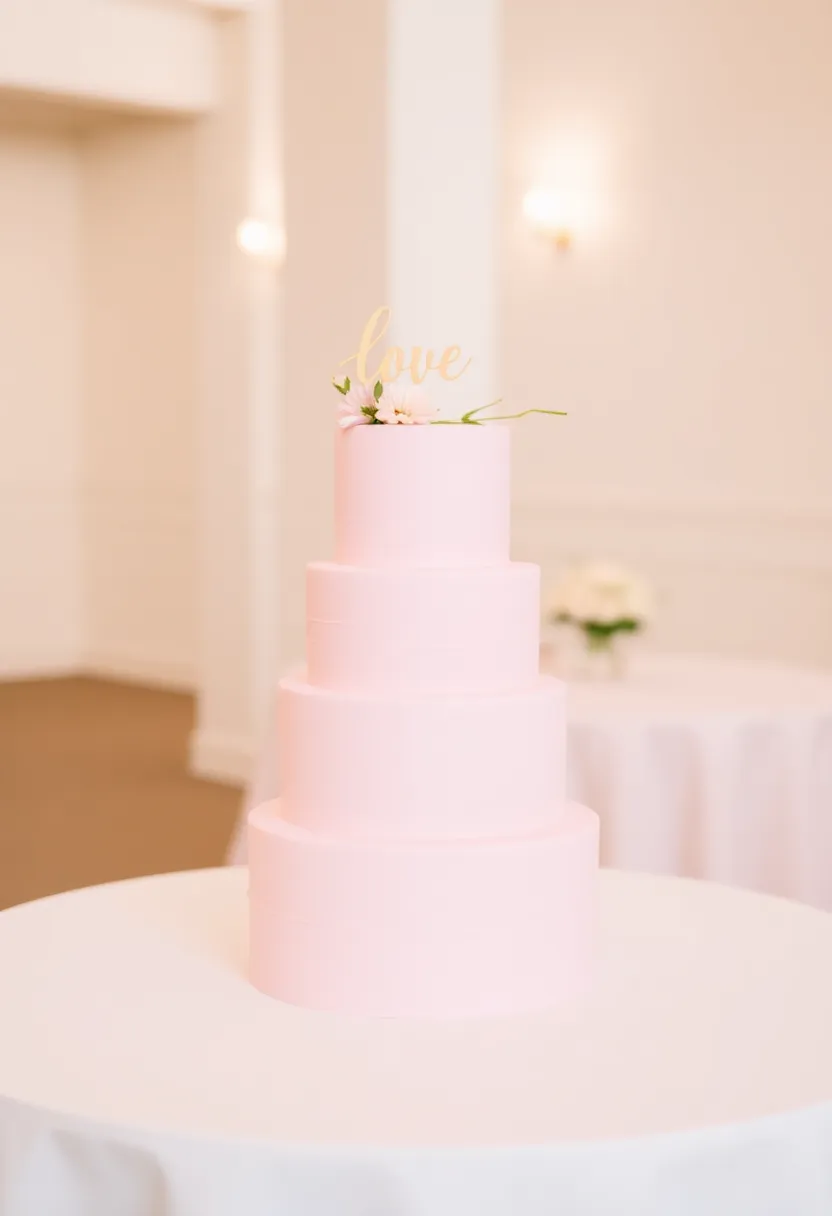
[0,128,83,675]
[515,498,832,666]
[81,490,196,688]
[81,117,198,688]
[0,497,83,676]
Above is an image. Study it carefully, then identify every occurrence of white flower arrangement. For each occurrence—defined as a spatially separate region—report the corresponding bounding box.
[546,562,653,651]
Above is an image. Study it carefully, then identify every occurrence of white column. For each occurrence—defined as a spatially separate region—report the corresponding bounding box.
[245,0,282,736]
[279,0,386,666]
[387,0,499,416]
[190,3,281,784]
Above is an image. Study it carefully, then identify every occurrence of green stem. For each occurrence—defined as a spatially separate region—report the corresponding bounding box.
[432,399,503,425]
[466,399,504,418]
[585,630,614,653]
[478,408,568,421]
[432,403,567,425]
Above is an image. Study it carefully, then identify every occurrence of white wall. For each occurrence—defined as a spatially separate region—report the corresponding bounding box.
[0,125,83,676]
[0,4,238,700]
[0,9,285,797]
[0,11,279,793]
[81,117,198,689]
[503,0,832,664]
[0,112,201,691]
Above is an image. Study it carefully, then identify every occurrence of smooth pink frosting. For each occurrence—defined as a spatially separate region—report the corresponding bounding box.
[278,674,565,839]
[249,422,599,1017]
[335,424,510,567]
[307,561,540,693]
[249,800,599,1018]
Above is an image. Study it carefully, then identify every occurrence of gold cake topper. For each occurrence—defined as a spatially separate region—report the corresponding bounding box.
[338,306,472,386]
[334,305,567,427]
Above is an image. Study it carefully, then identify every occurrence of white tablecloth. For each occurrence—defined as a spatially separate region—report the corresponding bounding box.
[563,653,832,908]
[1,868,832,1214]
[232,653,832,907]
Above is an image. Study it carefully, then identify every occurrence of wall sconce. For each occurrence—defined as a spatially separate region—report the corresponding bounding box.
[236,218,285,266]
[522,189,575,251]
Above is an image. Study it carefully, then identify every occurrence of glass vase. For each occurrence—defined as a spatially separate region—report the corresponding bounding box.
[579,629,631,682]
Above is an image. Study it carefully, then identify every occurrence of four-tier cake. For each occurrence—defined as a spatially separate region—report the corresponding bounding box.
[248,421,599,1017]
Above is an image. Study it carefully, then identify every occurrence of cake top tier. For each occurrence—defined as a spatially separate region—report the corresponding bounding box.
[335,423,510,567]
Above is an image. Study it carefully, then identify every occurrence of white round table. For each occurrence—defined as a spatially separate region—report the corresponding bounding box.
[560,653,832,909]
[2,868,832,1215]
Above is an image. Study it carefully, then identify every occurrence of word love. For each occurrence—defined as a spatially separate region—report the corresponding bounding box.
[339,306,472,386]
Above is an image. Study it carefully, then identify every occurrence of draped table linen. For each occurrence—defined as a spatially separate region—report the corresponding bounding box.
[2,867,832,1215]
[562,653,832,908]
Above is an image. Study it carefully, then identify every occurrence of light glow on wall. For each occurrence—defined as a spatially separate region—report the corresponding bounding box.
[236,218,285,265]
[522,188,578,250]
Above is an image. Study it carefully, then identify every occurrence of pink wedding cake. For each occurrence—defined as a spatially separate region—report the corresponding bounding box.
[248,420,599,1017]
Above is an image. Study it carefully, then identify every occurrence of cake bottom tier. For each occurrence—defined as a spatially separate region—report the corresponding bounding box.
[248,801,599,1018]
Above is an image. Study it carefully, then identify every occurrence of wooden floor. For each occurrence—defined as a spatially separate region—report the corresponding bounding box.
[0,677,243,910]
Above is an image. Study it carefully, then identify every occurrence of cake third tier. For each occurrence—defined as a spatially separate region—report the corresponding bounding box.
[277,674,565,840]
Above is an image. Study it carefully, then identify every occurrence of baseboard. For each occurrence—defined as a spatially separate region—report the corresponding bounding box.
[0,651,198,692]
[189,727,254,786]
[83,650,197,693]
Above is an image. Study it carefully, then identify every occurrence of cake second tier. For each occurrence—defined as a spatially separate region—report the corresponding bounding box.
[279,674,566,840]
[307,560,540,694]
